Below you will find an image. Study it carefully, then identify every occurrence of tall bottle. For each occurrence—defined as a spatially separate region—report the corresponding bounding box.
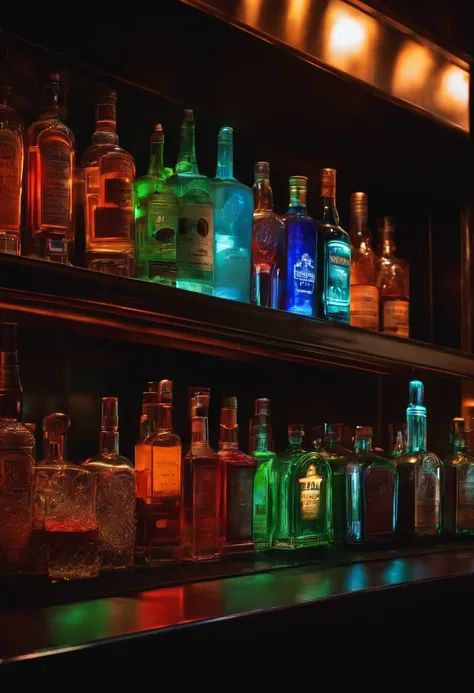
[251,162,284,308]
[395,380,441,539]
[218,397,257,555]
[210,126,252,302]
[316,168,351,322]
[83,397,136,569]
[280,176,317,317]
[442,418,474,537]
[376,217,410,337]
[0,323,35,575]
[0,74,23,255]
[168,109,214,295]
[26,73,75,263]
[250,398,276,551]
[135,380,181,561]
[134,124,178,284]
[349,193,379,330]
[181,392,220,561]
[321,423,351,543]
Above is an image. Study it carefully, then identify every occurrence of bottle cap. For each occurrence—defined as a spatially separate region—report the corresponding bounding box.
[255,398,271,415]
[194,393,210,417]
[219,126,233,142]
[183,109,194,123]
[254,161,270,180]
[96,84,117,104]
[289,423,305,436]
[289,175,308,188]
[0,322,17,352]
[222,396,237,409]
[151,123,164,142]
[321,168,336,198]
[147,381,160,393]
[408,380,424,407]
[355,425,373,438]
[350,192,368,227]
[102,396,118,430]
[158,379,173,405]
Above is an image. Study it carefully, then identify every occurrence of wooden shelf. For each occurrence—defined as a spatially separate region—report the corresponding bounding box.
[1,254,474,377]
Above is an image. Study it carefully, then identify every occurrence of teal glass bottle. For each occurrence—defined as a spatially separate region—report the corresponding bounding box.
[442,418,474,537]
[321,423,351,543]
[346,426,397,544]
[395,380,442,539]
[250,398,275,551]
[210,127,252,302]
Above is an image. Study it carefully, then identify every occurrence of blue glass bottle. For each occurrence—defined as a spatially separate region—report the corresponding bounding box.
[280,176,317,317]
[210,127,252,302]
[316,168,351,322]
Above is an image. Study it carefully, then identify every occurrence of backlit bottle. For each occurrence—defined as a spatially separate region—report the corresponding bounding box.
[250,398,276,551]
[376,216,410,337]
[442,418,474,537]
[349,192,379,330]
[0,78,23,255]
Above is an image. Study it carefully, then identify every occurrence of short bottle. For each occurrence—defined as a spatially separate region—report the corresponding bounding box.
[251,162,284,308]
[0,78,23,255]
[250,398,276,551]
[442,418,474,537]
[376,217,410,337]
[211,126,252,302]
[349,192,379,330]
[321,423,351,543]
[346,426,397,544]
[83,397,136,569]
[26,73,75,263]
[218,396,257,555]
[181,392,220,561]
[316,168,351,322]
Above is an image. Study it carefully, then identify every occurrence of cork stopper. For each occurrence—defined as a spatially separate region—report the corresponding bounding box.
[101,396,118,430]
[183,108,194,123]
[321,168,336,198]
[151,123,164,143]
[350,192,368,229]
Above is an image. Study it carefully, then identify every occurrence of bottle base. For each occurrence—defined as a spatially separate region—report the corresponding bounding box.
[219,539,255,556]
[0,232,20,255]
[87,249,135,277]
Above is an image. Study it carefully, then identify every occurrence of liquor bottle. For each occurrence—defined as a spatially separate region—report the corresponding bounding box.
[273,424,331,549]
[280,176,317,317]
[168,109,214,295]
[0,76,23,255]
[135,380,181,561]
[395,380,441,539]
[134,124,178,285]
[349,193,379,330]
[32,414,99,580]
[442,418,474,536]
[0,323,35,575]
[321,423,351,543]
[26,73,75,263]
[210,126,252,302]
[250,398,276,551]
[345,426,397,544]
[83,397,136,569]
[315,168,351,322]
[181,392,220,561]
[388,422,407,459]
[251,162,283,308]
[376,217,410,337]
[218,397,257,554]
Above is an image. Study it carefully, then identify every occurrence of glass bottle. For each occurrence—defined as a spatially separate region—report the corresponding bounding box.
[32,413,99,580]
[395,380,441,539]
[250,398,276,551]
[376,217,410,337]
[210,126,252,302]
[26,73,75,263]
[168,109,214,295]
[321,423,351,543]
[442,418,474,537]
[280,176,317,317]
[388,422,407,459]
[349,192,379,330]
[345,426,397,544]
[251,162,283,308]
[139,391,156,442]
[0,80,23,255]
[0,323,35,575]
[181,392,220,561]
[135,380,181,561]
[83,397,136,569]
[134,124,178,285]
[315,168,351,322]
[218,396,257,555]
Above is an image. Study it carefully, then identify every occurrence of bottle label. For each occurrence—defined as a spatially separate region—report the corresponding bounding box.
[104,179,133,207]
[152,445,181,497]
[293,252,315,296]
[383,300,409,337]
[350,285,379,330]
[325,241,350,316]
[0,131,22,230]
[193,464,218,552]
[39,138,72,229]
[457,467,474,530]
[215,244,250,299]
[226,467,254,541]
[415,459,440,531]
[364,466,395,541]
[177,204,214,282]
[0,451,34,568]
[299,463,322,520]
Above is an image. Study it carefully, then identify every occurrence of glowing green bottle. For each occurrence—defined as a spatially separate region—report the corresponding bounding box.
[251,398,275,551]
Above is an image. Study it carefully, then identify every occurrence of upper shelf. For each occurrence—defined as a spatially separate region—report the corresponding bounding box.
[1,254,473,378]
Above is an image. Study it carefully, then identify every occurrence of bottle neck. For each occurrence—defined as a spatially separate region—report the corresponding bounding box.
[95,102,117,134]
[46,438,65,462]
[154,404,172,433]
[176,121,198,175]
[219,422,239,450]
[40,81,60,119]
[381,238,396,256]
[321,195,339,226]
[253,179,273,211]
[191,416,209,445]
[216,136,234,179]
[148,140,164,178]
[451,432,468,453]
[355,437,372,453]
[288,435,304,451]
[100,430,119,456]
[289,187,307,212]
[407,408,427,453]
[0,349,21,420]
[250,422,274,453]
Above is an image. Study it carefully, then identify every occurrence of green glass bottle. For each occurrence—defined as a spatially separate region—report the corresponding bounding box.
[250,398,275,551]
[322,423,350,543]
[442,418,474,537]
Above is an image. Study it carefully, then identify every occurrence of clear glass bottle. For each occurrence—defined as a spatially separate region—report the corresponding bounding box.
[210,126,252,302]
[0,79,23,255]
[26,73,75,263]
[218,396,257,555]
[168,109,214,295]
[250,398,276,551]
[83,397,136,569]
[349,192,379,330]
[346,426,397,544]
[442,418,474,537]
[321,423,351,543]
[135,380,182,561]
[376,217,410,337]
[388,422,407,459]
[181,392,220,561]
[251,162,284,308]
[134,124,178,284]
[280,176,317,317]
[316,168,351,322]
[395,380,441,539]
[0,323,35,575]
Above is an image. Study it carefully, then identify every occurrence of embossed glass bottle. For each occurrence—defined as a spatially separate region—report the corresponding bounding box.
[442,418,474,537]
[250,398,275,551]
[376,217,410,337]
[83,397,135,569]
[346,426,397,544]
[349,192,379,330]
[321,423,351,543]
[0,80,23,255]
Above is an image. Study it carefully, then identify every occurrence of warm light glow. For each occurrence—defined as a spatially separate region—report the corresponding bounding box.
[329,14,366,54]
[441,65,469,107]
[239,0,263,27]
[284,0,311,46]
[392,41,435,101]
